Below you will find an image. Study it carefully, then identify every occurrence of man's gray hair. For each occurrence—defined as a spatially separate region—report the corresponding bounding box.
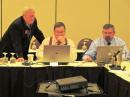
[22,7,35,16]
[103,24,115,32]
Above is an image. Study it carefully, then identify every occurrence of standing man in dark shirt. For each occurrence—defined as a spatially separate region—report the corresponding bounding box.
[0,7,45,62]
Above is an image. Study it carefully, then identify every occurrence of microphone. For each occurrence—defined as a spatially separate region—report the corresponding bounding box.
[113,50,120,58]
[107,41,111,46]
[113,48,122,58]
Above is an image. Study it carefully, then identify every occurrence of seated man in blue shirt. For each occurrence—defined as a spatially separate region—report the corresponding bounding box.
[83,24,130,62]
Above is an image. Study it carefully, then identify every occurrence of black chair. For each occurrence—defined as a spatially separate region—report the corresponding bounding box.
[77,38,93,50]
[30,39,41,49]
[76,38,93,61]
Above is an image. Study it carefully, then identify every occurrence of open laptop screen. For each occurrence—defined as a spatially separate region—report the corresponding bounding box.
[96,46,122,64]
[43,45,70,62]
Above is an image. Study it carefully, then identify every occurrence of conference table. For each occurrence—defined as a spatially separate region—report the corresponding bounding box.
[0,61,130,97]
[104,61,130,97]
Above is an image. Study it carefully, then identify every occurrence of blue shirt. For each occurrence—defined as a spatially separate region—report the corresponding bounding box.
[83,37,130,60]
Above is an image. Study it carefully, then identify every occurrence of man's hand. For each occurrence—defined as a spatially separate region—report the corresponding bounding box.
[83,55,93,62]
[56,36,66,43]
[17,57,24,62]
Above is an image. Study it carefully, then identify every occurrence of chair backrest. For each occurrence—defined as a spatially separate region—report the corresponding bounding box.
[30,39,40,49]
[77,38,93,50]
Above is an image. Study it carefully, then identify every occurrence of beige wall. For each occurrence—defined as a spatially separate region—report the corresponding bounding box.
[2,0,55,37]
[110,0,130,49]
[1,0,130,49]
[57,0,109,47]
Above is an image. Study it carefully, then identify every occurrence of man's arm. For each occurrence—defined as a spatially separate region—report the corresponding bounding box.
[121,40,130,60]
[82,41,97,61]
[33,19,45,44]
[36,37,50,61]
[67,39,77,62]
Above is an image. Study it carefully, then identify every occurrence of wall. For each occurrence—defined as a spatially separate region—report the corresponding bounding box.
[110,0,130,49]
[1,0,130,48]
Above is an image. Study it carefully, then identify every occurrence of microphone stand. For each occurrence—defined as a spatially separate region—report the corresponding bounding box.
[109,52,121,70]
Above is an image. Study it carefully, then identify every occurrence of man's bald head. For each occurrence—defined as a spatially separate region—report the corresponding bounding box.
[22,7,35,25]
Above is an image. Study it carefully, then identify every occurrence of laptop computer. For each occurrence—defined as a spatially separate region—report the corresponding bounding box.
[96,46,122,65]
[43,45,70,63]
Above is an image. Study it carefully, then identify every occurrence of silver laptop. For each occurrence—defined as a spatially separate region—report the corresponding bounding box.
[96,46,122,64]
[43,45,70,62]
